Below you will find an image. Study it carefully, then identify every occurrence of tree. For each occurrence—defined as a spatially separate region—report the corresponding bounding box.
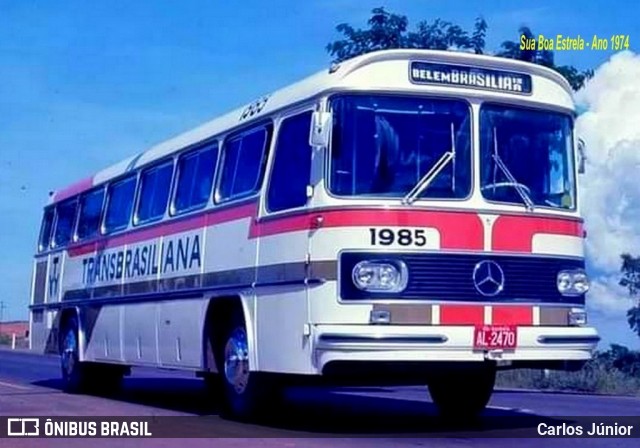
[326,7,410,63]
[496,26,554,67]
[619,253,640,339]
[407,19,471,51]
[326,8,591,91]
[470,17,488,55]
[594,344,640,378]
[554,66,594,91]
[326,7,487,63]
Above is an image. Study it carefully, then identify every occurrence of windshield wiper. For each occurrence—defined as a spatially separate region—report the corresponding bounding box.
[402,123,456,205]
[490,127,535,212]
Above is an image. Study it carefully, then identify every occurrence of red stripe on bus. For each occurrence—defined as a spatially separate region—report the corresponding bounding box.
[52,177,94,203]
[67,202,258,257]
[252,209,484,250]
[69,205,483,257]
[492,215,583,252]
[67,206,485,257]
[492,305,533,325]
[440,305,484,325]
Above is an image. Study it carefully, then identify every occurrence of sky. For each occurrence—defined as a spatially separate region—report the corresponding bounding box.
[0,0,639,348]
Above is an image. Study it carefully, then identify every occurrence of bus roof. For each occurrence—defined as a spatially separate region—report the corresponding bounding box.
[49,49,573,204]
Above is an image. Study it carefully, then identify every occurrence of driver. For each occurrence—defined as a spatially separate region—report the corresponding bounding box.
[370,114,400,193]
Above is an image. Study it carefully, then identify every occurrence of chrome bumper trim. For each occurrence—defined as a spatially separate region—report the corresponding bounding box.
[537,335,601,345]
[316,333,448,350]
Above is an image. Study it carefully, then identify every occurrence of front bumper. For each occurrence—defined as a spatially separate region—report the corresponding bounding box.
[313,324,599,371]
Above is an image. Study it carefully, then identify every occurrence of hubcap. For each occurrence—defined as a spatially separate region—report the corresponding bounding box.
[224,327,249,394]
[61,328,77,377]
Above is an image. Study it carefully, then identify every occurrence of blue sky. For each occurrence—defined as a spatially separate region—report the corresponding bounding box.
[1,0,638,347]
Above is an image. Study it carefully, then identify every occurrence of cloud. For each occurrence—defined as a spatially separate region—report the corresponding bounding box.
[588,275,635,314]
[576,51,640,315]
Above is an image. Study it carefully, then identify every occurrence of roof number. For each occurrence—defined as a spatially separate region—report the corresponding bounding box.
[240,96,269,121]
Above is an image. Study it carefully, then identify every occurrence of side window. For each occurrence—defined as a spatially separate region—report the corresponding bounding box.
[217,125,271,202]
[38,208,55,251]
[52,199,78,248]
[104,176,136,233]
[136,161,174,224]
[76,188,105,240]
[267,112,313,212]
[173,144,218,214]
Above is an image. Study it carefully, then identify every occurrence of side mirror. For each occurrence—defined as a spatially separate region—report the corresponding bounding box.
[309,111,332,148]
[577,138,587,174]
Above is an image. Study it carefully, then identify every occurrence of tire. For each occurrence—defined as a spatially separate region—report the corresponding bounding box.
[59,316,124,395]
[428,364,496,420]
[216,308,283,421]
[60,316,88,393]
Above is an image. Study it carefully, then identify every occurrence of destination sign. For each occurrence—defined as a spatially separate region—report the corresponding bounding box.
[410,61,532,94]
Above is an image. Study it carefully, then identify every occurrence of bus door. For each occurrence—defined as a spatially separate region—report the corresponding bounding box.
[254,110,315,372]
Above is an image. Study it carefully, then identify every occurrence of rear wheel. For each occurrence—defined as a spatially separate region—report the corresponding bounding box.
[216,309,283,420]
[428,364,496,420]
[60,316,124,395]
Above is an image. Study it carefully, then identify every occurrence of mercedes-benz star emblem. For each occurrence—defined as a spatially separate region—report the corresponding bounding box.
[472,260,505,297]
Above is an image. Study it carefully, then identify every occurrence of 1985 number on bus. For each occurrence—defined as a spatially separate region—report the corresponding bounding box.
[369,228,427,246]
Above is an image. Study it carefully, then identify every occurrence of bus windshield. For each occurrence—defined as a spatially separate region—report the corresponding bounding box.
[479,104,576,210]
[328,95,471,199]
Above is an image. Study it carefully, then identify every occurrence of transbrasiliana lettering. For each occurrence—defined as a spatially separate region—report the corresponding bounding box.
[81,235,201,285]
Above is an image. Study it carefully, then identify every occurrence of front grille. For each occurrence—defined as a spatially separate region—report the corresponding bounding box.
[340,252,585,304]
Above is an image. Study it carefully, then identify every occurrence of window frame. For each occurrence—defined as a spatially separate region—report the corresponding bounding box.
[214,121,273,205]
[37,207,56,252]
[133,158,176,227]
[74,186,106,242]
[478,101,578,212]
[101,173,139,235]
[265,109,314,214]
[325,93,474,202]
[170,141,219,217]
[51,197,79,249]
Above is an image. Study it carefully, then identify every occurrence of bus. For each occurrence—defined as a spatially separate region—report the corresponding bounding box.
[29,49,600,420]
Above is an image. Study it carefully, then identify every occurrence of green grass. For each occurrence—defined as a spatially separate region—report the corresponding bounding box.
[497,364,640,396]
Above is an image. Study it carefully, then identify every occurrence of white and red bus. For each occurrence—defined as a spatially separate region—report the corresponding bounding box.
[29,49,599,419]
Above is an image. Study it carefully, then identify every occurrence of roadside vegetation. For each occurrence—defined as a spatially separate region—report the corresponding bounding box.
[497,344,640,396]
[0,333,29,348]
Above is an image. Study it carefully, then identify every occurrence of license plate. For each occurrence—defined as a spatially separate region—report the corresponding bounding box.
[473,325,517,350]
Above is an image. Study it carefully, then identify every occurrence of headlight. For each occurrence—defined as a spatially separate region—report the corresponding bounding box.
[352,260,408,292]
[557,269,590,296]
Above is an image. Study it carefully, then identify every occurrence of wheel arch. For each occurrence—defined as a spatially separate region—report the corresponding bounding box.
[57,307,82,356]
[202,293,257,373]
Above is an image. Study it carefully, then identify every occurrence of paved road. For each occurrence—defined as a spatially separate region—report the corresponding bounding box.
[0,349,638,447]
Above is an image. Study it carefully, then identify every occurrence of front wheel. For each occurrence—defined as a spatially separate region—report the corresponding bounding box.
[217,311,283,420]
[428,365,496,420]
